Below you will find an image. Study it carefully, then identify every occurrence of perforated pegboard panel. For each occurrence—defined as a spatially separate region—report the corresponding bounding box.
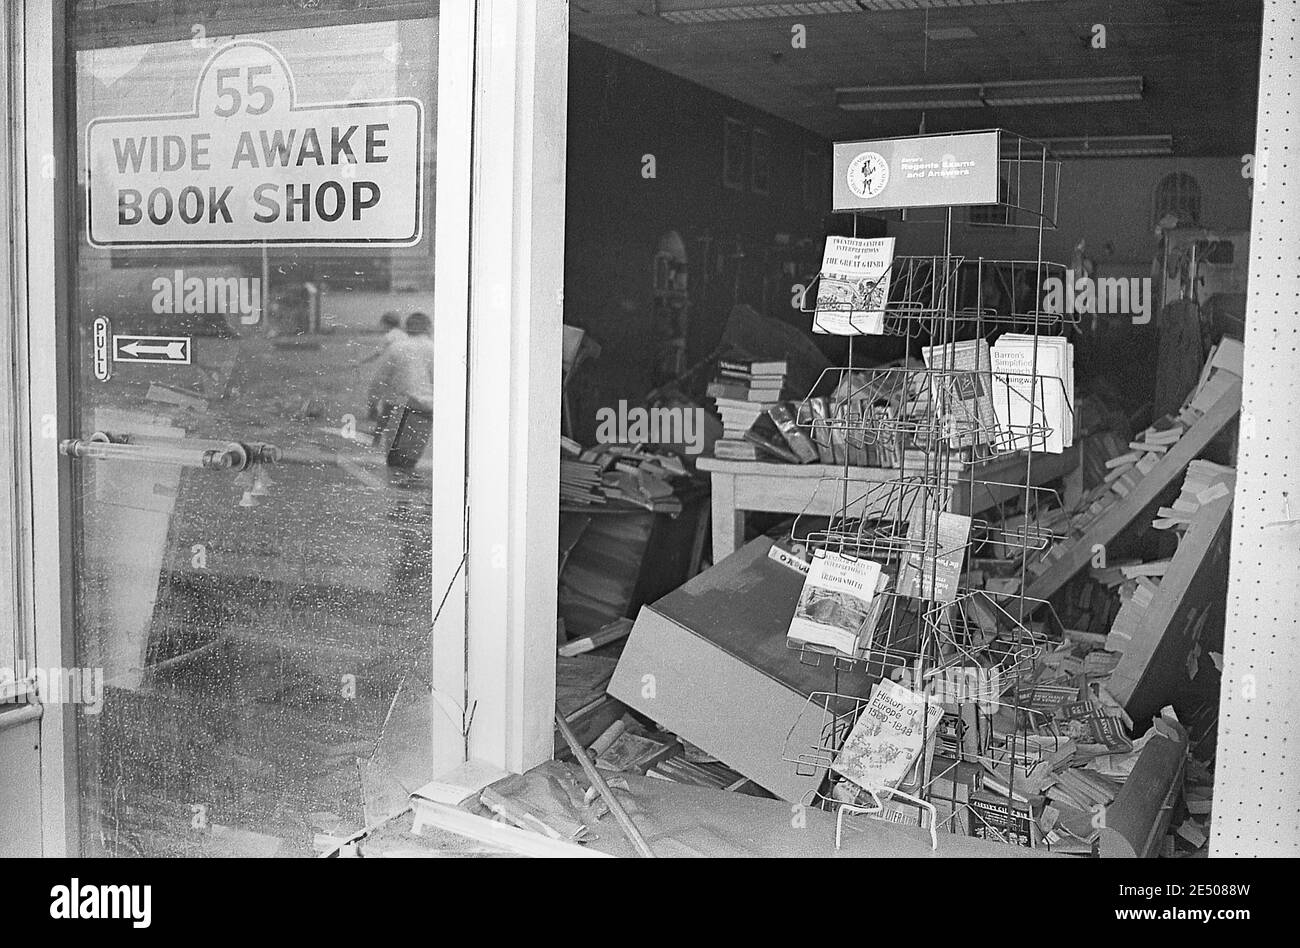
[1210,0,1300,858]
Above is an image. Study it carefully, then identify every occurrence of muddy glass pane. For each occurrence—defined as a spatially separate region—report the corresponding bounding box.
[69,0,440,857]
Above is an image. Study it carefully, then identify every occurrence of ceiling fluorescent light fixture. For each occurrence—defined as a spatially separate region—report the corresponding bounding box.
[837,83,987,110]
[836,76,1144,111]
[654,0,1056,24]
[980,76,1144,106]
[926,26,977,40]
[1039,135,1174,158]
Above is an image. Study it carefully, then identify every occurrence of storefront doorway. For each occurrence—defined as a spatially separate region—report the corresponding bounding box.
[4,0,565,858]
[63,0,446,857]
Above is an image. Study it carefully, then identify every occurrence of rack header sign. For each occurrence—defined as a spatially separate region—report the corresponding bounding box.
[86,40,424,248]
[832,131,1001,212]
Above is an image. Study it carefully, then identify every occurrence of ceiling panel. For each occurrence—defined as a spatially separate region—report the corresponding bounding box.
[570,0,1263,156]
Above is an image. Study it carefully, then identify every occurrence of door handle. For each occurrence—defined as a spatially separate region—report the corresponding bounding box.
[59,432,281,472]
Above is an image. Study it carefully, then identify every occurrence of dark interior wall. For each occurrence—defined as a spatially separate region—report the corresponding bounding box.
[891,156,1254,266]
[563,36,831,443]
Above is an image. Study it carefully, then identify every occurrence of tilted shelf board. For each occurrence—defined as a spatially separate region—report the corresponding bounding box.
[1108,494,1234,724]
[1025,378,1240,602]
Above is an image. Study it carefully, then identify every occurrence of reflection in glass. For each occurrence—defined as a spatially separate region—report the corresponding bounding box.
[70,1,440,857]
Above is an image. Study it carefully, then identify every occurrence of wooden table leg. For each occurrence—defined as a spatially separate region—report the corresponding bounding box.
[687,496,711,578]
[710,473,745,564]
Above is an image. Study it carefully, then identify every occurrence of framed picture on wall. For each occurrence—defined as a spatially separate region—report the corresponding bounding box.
[803,147,828,210]
[723,117,748,191]
[751,128,772,196]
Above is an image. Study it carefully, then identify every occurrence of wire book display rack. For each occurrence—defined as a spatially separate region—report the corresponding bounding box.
[780,130,1077,850]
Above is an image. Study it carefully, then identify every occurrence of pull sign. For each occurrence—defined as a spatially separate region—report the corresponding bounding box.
[93,318,112,380]
[112,334,192,366]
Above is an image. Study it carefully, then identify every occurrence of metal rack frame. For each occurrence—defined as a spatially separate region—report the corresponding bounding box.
[781,129,1074,851]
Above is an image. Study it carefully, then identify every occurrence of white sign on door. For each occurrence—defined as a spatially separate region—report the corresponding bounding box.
[86,40,424,248]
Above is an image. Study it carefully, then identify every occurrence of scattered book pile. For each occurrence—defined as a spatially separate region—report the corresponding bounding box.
[801,585,1193,852]
[1104,462,1235,655]
[990,340,1243,590]
[1153,459,1236,531]
[1090,559,1171,651]
[646,741,753,792]
[560,435,604,506]
[559,439,687,514]
[647,754,753,792]
[944,633,1142,851]
[1167,754,1214,857]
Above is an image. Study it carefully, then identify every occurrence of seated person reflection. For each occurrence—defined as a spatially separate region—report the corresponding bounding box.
[367,312,435,470]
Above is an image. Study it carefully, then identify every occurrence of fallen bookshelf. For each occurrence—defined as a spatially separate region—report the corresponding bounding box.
[1024,377,1241,602]
[1107,490,1234,723]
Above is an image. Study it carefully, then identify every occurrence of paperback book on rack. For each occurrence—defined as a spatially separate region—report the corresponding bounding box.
[988,334,1074,454]
[786,550,883,656]
[813,236,896,336]
[897,511,972,604]
[831,679,946,791]
[921,339,997,449]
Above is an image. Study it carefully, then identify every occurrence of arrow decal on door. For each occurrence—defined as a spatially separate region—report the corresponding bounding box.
[112,335,192,366]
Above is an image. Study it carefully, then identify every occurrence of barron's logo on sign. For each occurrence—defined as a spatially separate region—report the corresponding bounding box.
[846,151,889,200]
[85,40,424,248]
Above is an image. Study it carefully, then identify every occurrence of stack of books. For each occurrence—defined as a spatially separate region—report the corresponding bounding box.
[709,356,791,460]
[560,436,605,506]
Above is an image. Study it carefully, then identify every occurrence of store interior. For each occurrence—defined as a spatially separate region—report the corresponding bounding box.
[27,0,1272,859]
[530,0,1263,858]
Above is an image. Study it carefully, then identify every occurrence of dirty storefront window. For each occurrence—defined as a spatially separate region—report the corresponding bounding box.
[70,1,441,856]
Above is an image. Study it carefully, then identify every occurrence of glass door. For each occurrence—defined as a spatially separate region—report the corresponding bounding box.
[64,0,452,857]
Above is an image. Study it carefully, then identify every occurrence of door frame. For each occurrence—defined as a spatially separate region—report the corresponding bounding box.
[21,0,565,855]
[23,0,77,858]
[452,0,566,776]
